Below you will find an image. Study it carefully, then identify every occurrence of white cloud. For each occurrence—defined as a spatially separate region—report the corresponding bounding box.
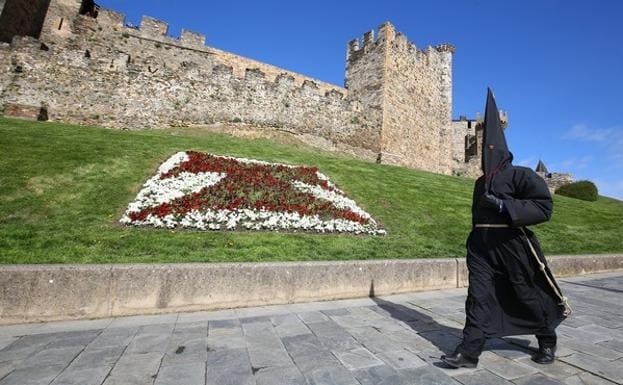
[563,123,623,170]
[550,155,593,171]
[563,124,616,142]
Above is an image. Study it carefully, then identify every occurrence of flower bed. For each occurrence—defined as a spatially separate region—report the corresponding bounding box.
[121,151,385,235]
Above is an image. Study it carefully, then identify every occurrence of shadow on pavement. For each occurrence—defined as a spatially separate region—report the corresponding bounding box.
[367,280,534,368]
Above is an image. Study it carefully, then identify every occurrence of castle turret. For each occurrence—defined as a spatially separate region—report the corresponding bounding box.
[345,22,455,173]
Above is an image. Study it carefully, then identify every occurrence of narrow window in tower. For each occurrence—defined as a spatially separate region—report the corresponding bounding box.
[58,18,64,30]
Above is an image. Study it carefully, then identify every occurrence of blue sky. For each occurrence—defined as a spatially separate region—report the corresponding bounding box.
[98,0,623,200]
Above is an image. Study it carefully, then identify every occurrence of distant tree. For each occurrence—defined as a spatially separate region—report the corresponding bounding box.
[555,180,598,202]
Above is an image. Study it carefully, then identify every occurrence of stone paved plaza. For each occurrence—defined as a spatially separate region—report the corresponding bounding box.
[0,272,621,385]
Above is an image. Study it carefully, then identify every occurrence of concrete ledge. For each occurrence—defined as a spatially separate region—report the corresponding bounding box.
[1,254,621,324]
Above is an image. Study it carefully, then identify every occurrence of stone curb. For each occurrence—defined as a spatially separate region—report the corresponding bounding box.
[1,254,621,324]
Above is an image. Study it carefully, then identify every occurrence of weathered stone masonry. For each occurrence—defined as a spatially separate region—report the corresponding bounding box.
[0,0,485,176]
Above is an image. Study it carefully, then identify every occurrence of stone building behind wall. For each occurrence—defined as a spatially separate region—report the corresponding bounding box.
[0,0,489,176]
[535,160,574,192]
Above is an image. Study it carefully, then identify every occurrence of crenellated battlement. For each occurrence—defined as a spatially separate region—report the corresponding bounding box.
[139,16,168,37]
[347,21,453,66]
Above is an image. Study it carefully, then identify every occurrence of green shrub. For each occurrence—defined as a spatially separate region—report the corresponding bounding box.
[556,180,598,201]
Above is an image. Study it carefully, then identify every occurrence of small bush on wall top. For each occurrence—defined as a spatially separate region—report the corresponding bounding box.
[555,180,598,201]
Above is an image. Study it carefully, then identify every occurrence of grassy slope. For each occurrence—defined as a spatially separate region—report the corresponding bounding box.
[1,117,621,264]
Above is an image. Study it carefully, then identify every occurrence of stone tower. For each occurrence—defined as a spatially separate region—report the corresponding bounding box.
[346,22,455,174]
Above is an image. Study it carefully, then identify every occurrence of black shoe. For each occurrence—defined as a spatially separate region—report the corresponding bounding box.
[532,346,556,365]
[440,352,478,368]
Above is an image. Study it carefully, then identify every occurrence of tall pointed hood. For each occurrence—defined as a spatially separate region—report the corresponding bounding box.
[482,88,512,191]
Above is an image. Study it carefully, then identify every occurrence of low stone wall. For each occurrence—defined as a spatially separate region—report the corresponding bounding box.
[1,254,621,324]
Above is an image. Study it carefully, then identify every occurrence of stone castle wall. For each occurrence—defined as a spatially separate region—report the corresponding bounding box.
[0,0,470,175]
[1,3,376,149]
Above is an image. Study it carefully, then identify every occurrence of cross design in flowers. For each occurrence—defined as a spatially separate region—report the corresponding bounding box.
[128,151,369,225]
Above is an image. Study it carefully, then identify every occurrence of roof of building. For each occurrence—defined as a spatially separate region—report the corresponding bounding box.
[536,159,549,174]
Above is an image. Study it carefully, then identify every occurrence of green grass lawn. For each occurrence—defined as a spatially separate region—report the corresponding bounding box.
[1,117,622,264]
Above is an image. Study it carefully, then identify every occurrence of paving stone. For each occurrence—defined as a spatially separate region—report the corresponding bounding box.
[207,334,246,351]
[242,321,273,336]
[452,369,514,385]
[137,323,175,334]
[0,334,58,362]
[173,321,208,335]
[297,311,329,324]
[557,336,623,360]
[16,346,84,370]
[581,314,623,329]
[271,313,300,325]
[0,364,66,385]
[353,364,411,385]
[254,365,306,385]
[322,308,351,317]
[557,325,612,344]
[246,331,292,368]
[0,324,45,338]
[597,338,623,353]
[513,373,565,385]
[68,346,125,370]
[206,348,254,385]
[272,314,311,337]
[302,364,360,385]
[516,356,582,379]
[561,352,623,383]
[282,334,327,358]
[126,332,171,354]
[290,351,345,374]
[579,325,623,340]
[376,349,427,370]
[162,335,208,366]
[478,351,538,380]
[102,352,163,385]
[417,329,462,354]
[331,315,374,329]
[387,328,438,352]
[318,334,360,352]
[154,362,205,385]
[333,347,384,370]
[348,327,401,353]
[563,372,620,385]
[45,330,101,349]
[485,338,534,360]
[208,319,242,337]
[306,321,351,338]
[274,319,311,337]
[50,366,112,385]
[86,328,137,350]
[401,365,462,384]
[0,361,19,381]
[0,338,17,352]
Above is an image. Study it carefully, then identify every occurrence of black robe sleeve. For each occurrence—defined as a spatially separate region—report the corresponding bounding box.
[504,168,553,227]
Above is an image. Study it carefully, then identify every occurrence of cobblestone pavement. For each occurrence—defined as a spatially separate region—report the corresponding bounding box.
[0,272,622,385]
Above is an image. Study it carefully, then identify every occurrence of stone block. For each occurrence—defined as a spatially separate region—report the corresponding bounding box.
[154,362,205,385]
[333,347,384,370]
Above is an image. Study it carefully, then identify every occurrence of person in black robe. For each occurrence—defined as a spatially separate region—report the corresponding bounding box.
[441,89,569,369]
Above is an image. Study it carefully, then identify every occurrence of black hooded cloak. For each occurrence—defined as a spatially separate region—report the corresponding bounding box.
[459,90,568,356]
